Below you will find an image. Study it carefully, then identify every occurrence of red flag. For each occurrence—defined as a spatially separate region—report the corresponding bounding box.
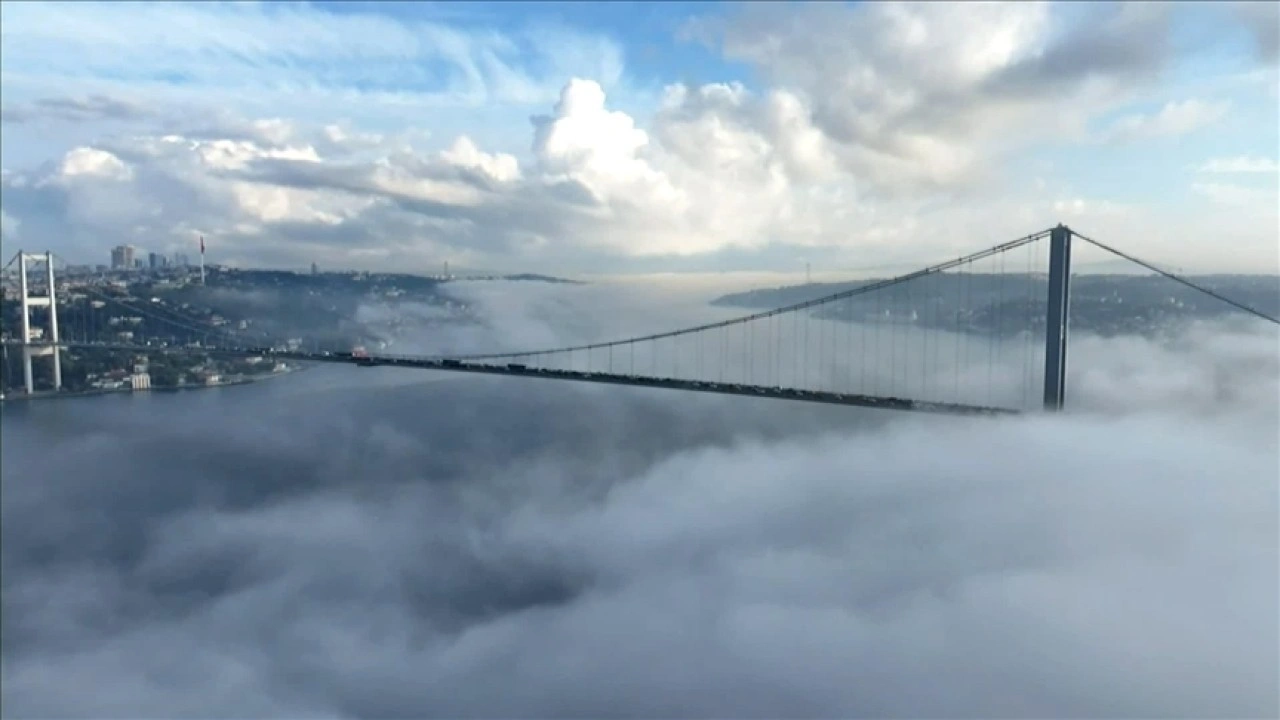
[199,236,205,254]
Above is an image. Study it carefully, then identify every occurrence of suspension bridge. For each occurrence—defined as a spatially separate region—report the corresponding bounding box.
[3,225,1276,416]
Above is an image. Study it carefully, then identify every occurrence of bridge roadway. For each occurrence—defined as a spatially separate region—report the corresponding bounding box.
[4,341,1020,417]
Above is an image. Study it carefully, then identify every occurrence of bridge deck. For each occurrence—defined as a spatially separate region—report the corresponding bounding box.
[5,341,1020,417]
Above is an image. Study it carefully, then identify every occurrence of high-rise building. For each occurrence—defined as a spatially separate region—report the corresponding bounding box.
[110,245,136,270]
[149,252,163,270]
[311,262,318,275]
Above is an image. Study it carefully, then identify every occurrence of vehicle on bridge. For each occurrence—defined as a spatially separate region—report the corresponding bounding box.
[351,346,374,366]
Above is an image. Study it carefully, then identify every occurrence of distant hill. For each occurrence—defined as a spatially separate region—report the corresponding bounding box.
[472,273,583,284]
[711,272,1280,337]
[212,266,578,287]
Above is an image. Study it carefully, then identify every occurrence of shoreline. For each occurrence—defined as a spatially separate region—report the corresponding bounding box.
[0,364,309,404]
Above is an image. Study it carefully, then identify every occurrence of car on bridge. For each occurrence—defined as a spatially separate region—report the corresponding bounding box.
[350,345,376,366]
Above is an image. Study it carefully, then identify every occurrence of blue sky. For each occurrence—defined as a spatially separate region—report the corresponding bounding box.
[317,1,753,85]
[0,1,751,160]
[0,1,1275,275]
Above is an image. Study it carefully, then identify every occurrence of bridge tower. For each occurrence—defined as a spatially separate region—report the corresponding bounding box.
[1043,224,1072,411]
[17,251,61,394]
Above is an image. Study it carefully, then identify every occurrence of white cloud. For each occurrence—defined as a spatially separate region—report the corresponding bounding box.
[1099,99,1231,144]
[1197,155,1280,174]
[440,137,520,183]
[654,82,838,184]
[1,79,861,266]
[697,2,1044,191]
[1,79,1274,276]
[55,147,133,181]
[1192,182,1277,207]
[532,79,684,210]
[229,182,373,226]
[691,2,1187,193]
[194,140,321,172]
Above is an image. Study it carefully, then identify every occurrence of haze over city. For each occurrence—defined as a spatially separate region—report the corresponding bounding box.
[1,2,1278,718]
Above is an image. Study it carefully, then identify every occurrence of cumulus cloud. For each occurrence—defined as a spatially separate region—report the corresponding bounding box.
[441,136,521,184]
[0,78,859,268]
[3,83,1273,276]
[55,147,135,181]
[688,2,1181,192]
[2,276,1277,718]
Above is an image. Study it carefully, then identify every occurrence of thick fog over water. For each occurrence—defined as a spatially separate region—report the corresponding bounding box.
[2,277,1278,718]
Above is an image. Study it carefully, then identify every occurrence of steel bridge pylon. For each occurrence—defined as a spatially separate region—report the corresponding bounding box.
[16,251,61,394]
[1043,224,1072,411]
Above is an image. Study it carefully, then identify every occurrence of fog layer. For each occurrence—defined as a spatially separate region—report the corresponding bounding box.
[2,277,1277,718]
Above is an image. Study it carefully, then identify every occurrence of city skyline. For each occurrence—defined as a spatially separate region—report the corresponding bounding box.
[106,243,192,271]
[0,1,1276,276]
